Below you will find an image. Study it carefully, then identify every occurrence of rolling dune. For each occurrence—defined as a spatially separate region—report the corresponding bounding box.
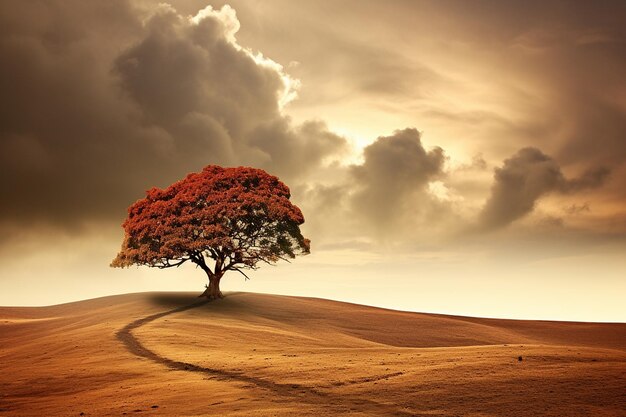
[1,292,625,416]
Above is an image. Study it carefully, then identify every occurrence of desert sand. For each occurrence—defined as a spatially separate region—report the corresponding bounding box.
[1,292,624,416]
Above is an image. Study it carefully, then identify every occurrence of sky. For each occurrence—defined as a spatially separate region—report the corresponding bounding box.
[1,0,625,321]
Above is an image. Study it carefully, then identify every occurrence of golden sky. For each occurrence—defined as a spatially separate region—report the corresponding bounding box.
[0,1,625,320]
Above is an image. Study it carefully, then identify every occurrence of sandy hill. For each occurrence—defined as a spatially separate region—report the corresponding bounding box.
[1,292,624,416]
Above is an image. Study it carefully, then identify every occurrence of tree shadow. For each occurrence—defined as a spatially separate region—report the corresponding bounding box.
[147,291,246,310]
[148,292,202,308]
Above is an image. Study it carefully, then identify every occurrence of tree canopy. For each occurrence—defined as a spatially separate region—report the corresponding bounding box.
[111,165,310,298]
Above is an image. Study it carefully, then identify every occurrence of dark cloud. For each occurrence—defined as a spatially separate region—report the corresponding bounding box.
[0,1,345,232]
[0,0,144,227]
[522,33,626,170]
[564,203,590,216]
[0,0,623,247]
[563,166,611,193]
[478,147,609,231]
[114,5,282,139]
[248,119,348,178]
[350,128,446,237]
[291,128,464,248]
[200,0,626,230]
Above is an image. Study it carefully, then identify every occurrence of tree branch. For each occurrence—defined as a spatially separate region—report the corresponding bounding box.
[190,251,214,275]
[155,258,189,269]
[232,267,251,281]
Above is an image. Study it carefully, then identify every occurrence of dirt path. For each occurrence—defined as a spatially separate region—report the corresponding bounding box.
[116,300,423,416]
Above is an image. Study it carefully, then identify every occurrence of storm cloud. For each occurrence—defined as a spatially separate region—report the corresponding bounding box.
[479,147,610,231]
[0,1,345,232]
[0,0,624,246]
[350,128,445,235]
[295,127,464,248]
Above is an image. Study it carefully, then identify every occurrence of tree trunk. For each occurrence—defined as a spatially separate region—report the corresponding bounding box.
[200,275,223,299]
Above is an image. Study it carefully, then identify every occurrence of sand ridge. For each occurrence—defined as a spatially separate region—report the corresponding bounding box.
[1,292,625,416]
[116,297,418,416]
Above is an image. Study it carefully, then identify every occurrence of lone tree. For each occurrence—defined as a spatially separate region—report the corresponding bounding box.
[111,165,310,299]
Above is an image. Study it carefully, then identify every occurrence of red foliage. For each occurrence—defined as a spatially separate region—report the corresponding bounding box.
[112,166,310,297]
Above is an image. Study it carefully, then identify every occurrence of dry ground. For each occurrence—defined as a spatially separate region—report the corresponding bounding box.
[1,292,625,416]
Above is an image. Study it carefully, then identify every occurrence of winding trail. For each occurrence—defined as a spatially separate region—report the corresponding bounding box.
[116,300,424,416]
